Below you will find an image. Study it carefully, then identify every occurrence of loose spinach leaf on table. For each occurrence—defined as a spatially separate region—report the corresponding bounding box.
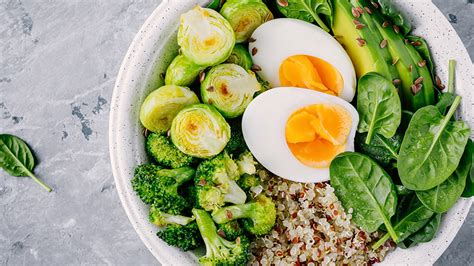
[277,0,332,32]
[0,134,52,192]
[330,152,399,241]
[461,139,474,197]
[377,0,411,35]
[357,72,401,144]
[398,213,441,249]
[373,194,434,249]
[415,142,471,213]
[355,132,402,167]
[398,96,470,191]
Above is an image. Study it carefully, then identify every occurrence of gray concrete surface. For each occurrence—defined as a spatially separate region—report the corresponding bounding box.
[0,0,472,265]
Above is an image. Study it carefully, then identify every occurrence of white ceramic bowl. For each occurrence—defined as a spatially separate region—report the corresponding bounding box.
[109,0,473,265]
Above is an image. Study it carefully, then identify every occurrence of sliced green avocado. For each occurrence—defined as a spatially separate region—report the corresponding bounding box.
[357,0,434,110]
[332,0,398,82]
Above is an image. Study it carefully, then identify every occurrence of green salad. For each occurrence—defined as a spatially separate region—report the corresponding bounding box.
[131,0,473,265]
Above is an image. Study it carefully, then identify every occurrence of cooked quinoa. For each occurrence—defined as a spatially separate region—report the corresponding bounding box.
[249,169,394,265]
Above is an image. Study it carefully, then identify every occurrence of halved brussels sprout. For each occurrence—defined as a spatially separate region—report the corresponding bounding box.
[140,85,199,133]
[226,44,253,70]
[165,55,205,87]
[178,6,235,66]
[220,0,273,43]
[171,104,231,158]
[201,64,261,119]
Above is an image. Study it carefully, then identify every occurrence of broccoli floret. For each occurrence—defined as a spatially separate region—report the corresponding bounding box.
[235,150,257,175]
[157,222,202,251]
[217,221,244,241]
[131,164,195,214]
[193,209,250,265]
[211,194,276,236]
[195,153,247,211]
[237,174,261,192]
[149,205,195,227]
[225,119,247,155]
[146,133,197,169]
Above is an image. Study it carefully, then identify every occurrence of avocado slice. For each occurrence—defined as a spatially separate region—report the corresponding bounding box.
[332,0,398,81]
[357,0,435,110]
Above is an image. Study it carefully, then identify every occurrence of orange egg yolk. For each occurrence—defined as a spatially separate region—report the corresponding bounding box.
[285,104,352,168]
[279,55,344,96]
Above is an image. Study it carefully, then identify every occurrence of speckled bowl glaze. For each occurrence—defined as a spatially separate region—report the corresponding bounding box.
[109,0,473,264]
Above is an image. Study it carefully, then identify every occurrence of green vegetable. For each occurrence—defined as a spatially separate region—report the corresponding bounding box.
[357,72,401,144]
[448,60,456,93]
[398,213,441,249]
[140,85,199,133]
[193,208,250,265]
[0,134,52,192]
[146,133,196,169]
[462,139,474,197]
[157,222,202,251]
[165,55,205,87]
[278,0,331,32]
[217,221,245,241]
[201,64,261,118]
[235,150,257,175]
[195,152,247,211]
[330,152,398,241]
[237,174,261,193]
[149,205,195,227]
[416,140,472,213]
[225,118,247,155]
[207,0,225,10]
[171,104,231,158]
[212,194,276,236]
[220,0,273,43]
[406,36,435,79]
[377,0,412,35]
[355,132,402,167]
[399,110,413,132]
[226,44,253,70]
[373,194,433,249]
[131,164,195,214]
[398,96,470,190]
[435,92,456,115]
[178,6,235,66]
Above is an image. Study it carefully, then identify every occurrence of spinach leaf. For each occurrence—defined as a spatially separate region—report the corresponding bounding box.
[373,194,433,249]
[406,36,434,78]
[462,139,474,197]
[377,0,411,35]
[0,134,52,192]
[357,72,401,144]
[398,96,470,191]
[399,110,413,133]
[415,142,471,213]
[398,213,441,249]
[355,131,402,167]
[330,152,399,241]
[277,0,331,32]
[436,92,456,115]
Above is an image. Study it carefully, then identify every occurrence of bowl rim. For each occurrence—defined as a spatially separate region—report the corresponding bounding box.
[109,0,473,264]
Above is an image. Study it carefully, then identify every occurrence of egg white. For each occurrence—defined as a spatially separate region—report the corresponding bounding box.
[242,87,359,183]
[249,18,356,102]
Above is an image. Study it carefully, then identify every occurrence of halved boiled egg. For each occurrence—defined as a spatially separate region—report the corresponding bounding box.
[249,18,356,102]
[242,87,359,183]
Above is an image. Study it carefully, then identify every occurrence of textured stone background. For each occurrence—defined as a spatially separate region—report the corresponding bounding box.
[0,0,472,265]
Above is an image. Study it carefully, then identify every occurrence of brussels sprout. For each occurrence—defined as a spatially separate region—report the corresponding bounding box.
[201,64,261,119]
[171,104,231,158]
[220,0,273,43]
[140,85,199,133]
[178,6,235,66]
[226,44,253,70]
[165,55,205,87]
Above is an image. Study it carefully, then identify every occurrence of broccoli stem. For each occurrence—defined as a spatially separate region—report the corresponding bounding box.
[223,180,247,205]
[193,208,229,258]
[212,204,254,224]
